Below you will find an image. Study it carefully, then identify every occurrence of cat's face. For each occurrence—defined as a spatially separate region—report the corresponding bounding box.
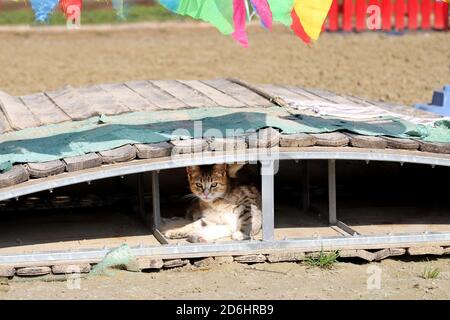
[187,164,228,202]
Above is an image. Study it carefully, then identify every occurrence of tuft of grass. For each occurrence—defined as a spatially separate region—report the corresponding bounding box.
[0,5,186,26]
[421,267,440,280]
[305,250,339,269]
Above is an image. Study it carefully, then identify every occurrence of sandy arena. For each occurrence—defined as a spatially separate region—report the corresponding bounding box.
[0,23,449,300]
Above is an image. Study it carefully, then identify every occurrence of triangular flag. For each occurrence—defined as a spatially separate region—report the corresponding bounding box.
[293,0,332,41]
[30,0,59,22]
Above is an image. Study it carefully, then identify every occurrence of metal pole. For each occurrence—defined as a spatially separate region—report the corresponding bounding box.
[302,160,310,212]
[328,160,337,225]
[152,171,161,230]
[137,173,149,227]
[261,160,275,241]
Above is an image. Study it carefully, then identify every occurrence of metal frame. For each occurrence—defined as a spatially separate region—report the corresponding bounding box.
[1,147,450,265]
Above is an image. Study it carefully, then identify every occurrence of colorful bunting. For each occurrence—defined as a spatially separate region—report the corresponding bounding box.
[30,0,59,22]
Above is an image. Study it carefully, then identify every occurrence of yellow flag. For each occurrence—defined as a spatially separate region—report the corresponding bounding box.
[294,0,333,41]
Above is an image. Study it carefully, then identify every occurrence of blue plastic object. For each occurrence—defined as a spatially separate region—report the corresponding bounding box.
[415,85,450,116]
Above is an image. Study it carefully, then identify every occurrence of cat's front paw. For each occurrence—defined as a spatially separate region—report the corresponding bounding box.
[187,234,207,243]
[163,230,187,239]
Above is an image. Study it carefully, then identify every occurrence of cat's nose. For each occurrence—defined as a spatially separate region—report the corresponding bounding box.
[203,190,210,197]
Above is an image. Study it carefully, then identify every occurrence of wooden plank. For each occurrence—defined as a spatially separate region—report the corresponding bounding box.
[135,142,173,159]
[258,84,312,102]
[0,91,40,130]
[77,85,130,116]
[20,93,70,125]
[408,0,419,30]
[234,254,267,263]
[267,252,305,263]
[46,86,95,121]
[0,108,12,133]
[151,80,217,108]
[345,133,388,149]
[285,86,331,102]
[208,137,247,151]
[304,88,360,105]
[309,132,350,147]
[101,83,157,112]
[163,259,189,268]
[419,141,450,154]
[178,80,243,107]
[99,144,137,164]
[421,0,432,30]
[355,0,368,32]
[125,81,187,110]
[136,258,164,270]
[63,153,102,172]
[203,79,272,107]
[52,264,91,274]
[382,137,420,150]
[327,0,339,31]
[408,246,444,256]
[26,160,66,178]
[280,133,316,147]
[0,165,29,188]
[0,265,15,277]
[16,266,51,276]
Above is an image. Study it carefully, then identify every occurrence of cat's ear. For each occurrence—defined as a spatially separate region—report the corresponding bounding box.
[186,166,199,176]
[214,164,227,176]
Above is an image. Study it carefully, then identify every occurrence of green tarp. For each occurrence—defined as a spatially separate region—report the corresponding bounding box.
[0,106,449,173]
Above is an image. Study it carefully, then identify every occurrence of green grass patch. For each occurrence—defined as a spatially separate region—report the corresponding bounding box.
[305,250,339,269]
[0,5,186,26]
[421,266,440,280]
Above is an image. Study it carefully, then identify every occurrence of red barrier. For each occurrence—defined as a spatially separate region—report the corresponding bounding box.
[434,0,449,30]
[342,0,354,31]
[408,0,419,30]
[381,0,392,31]
[327,0,339,31]
[395,0,406,30]
[356,0,368,31]
[421,0,432,30]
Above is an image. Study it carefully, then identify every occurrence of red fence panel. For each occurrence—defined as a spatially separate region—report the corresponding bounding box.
[327,0,339,31]
[434,0,449,30]
[342,0,354,31]
[408,0,419,30]
[382,0,393,31]
[395,0,406,30]
[421,0,432,30]
[356,0,368,31]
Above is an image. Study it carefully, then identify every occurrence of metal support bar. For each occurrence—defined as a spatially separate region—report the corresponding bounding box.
[328,160,337,225]
[261,160,275,241]
[301,160,310,212]
[336,220,360,236]
[151,171,161,230]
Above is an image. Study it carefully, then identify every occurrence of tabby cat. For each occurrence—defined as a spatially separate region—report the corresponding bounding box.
[162,164,262,243]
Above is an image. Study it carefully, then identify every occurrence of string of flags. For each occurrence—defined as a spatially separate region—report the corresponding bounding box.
[10,0,334,46]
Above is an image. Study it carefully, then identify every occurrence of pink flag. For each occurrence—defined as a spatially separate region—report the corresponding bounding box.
[232,0,249,47]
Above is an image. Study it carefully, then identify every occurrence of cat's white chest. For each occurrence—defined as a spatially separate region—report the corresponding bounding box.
[202,203,239,227]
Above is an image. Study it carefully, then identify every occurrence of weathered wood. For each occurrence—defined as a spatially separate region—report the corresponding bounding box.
[125,81,187,110]
[203,79,272,107]
[0,165,29,188]
[234,254,267,263]
[0,266,15,277]
[77,85,130,116]
[152,80,217,108]
[101,83,157,112]
[171,139,208,155]
[345,133,387,149]
[419,142,450,154]
[63,153,102,172]
[382,137,420,150]
[388,248,406,256]
[0,91,40,130]
[193,257,216,268]
[373,249,391,261]
[179,80,243,108]
[208,137,247,151]
[444,247,450,254]
[258,84,312,102]
[407,246,444,256]
[354,249,376,262]
[99,144,137,164]
[304,88,359,105]
[26,160,65,178]
[163,259,190,268]
[0,108,12,133]
[20,93,70,125]
[51,263,91,274]
[285,86,331,102]
[135,257,164,270]
[213,256,234,264]
[310,132,350,147]
[280,133,316,147]
[267,252,305,263]
[135,142,173,159]
[338,249,358,258]
[46,86,95,121]
[16,266,51,276]
[247,128,280,148]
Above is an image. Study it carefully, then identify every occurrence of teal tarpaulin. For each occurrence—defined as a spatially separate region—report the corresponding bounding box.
[0,106,449,171]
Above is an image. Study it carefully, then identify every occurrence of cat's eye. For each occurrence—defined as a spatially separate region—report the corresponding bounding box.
[211,183,218,188]
[196,183,203,188]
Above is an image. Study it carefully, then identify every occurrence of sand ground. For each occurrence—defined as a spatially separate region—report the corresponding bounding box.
[0,23,449,300]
